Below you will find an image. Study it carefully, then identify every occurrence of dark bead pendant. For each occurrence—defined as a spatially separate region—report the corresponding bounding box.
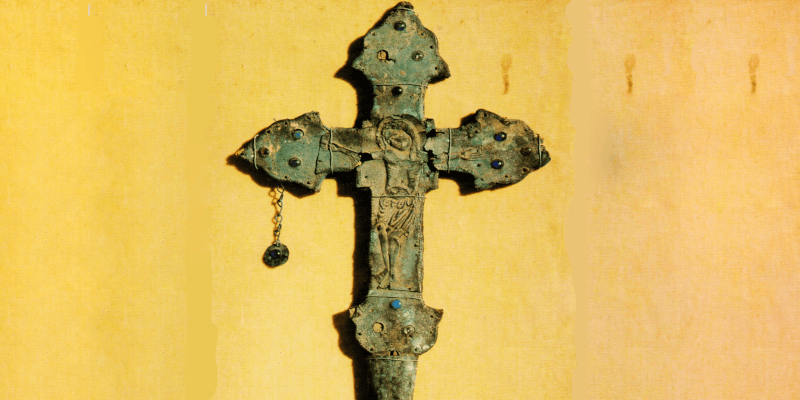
[263,242,290,267]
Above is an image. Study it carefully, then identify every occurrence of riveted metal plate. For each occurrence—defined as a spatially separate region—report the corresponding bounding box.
[353,7,449,87]
[352,4,449,121]
[350,294,443,356]
[425,109,551,190]
[240,112,328,191]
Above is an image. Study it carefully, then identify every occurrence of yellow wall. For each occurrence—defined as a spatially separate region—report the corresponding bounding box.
[1,2,190,399]
[586,1,800,398]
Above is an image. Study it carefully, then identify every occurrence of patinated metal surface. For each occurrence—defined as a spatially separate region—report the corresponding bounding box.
[234,2,550,399]
[262,242,289,267]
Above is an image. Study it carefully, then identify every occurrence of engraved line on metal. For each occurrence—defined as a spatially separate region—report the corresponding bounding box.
[374,83,428,87]
[447,128,452,172]
[251,133,258,171]
[370,196,426,198]
[538,135,542,170]
[368,357,419,363]
[329,128,334,173]
[366,289,422,299]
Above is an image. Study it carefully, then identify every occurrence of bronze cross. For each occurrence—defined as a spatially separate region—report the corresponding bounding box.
[234,3,550,399]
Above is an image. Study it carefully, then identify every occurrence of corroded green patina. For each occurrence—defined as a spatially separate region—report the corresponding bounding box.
[234,2,550,399]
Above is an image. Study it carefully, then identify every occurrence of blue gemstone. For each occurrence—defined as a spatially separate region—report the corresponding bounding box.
[269,250,279,258]
[293,130,304,139]
[494,132,507,141]
[390,300,402,309]
[394,21,406,31]
[491,160,504,169]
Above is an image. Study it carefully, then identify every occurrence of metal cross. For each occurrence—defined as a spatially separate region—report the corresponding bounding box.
[234,3,550,399]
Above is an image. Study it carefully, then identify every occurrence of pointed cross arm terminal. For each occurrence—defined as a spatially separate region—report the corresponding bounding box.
[425,109,550,190]
[234,111,382,192]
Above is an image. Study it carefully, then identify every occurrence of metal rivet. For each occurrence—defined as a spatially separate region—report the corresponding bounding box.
[521,147,533,156]
[412,51,424,61]
[491,159,504,169]
[373,322,384,333]
[292,129,304,139]
[288,157,301,168]
[394,21,406,31]
[258,148,270,157]
[494,132,507,141]
[377,50,388,60]
[390,300,402,309]
[392,86,403,96]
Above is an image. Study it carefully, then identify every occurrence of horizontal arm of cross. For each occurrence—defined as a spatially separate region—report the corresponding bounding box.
[233,111,361,191]
[235,109,549,192]
[425,109,550,190]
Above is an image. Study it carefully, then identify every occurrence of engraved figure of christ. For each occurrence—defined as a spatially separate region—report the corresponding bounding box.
[370,121,426,291]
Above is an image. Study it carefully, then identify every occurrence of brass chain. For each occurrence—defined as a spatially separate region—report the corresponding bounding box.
[273,184,284,245]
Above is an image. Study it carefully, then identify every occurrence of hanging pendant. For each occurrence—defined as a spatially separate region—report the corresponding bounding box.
[263,242,290,267]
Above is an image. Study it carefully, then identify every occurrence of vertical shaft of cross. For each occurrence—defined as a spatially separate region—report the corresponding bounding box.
[349,113,441,400]
[345,4,451,398]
